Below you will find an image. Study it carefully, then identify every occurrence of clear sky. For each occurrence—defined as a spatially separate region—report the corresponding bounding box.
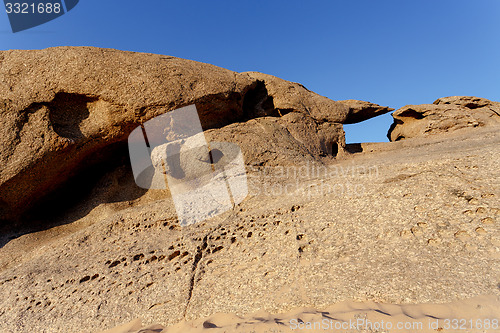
[1,0,499,142]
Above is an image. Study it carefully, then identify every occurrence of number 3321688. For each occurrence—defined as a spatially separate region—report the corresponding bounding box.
[5,3,61,14]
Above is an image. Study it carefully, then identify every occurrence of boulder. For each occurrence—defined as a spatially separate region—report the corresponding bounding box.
[0,47,352,222]
[387,96,500,141]
[0,47,260,221]
[433,96,500,111]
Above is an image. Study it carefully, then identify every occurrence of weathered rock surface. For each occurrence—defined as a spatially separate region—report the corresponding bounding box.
[0,47,361,221]
[0,124,499,333]
[434,95,500,110]
[387,96,500,141]
[0,47,255,221]
[338,99,394,124]
[243,72,350,123]
[204,113,345,167]
[242,73,394,125]
[0,48,499,333]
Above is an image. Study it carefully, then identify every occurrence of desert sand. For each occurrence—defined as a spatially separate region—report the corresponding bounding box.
[101,295,500,333]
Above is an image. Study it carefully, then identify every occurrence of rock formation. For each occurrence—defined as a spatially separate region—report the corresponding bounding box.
[0,47,498,333]
[339,99,394,124]
[0,47,389,222]
[387,96,500,141]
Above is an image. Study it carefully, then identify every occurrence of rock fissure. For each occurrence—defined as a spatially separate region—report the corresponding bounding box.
[183,234,208,317]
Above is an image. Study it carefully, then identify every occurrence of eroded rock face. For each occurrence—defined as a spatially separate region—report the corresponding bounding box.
[243,72,350,123]
[204,113,346,167]
[1,125,499,333]
[0,47,354,221]
[0,47,258,221]
[387,96,500,141]
[0,48,499,333]
[434,96,500,110]
[338,99,394,124]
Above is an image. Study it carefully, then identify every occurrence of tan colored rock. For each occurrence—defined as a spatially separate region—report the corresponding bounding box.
[0,47,258,221]
[204,112,345,167]
[387,96,500,141]
[1,124,499,333]
[434,96,500,111]
[243,72,350,123]
[0,47,350,221]
[338,99,394,124]
[4,48,499,333]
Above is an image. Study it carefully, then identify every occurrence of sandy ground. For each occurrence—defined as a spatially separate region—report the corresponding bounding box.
[101,295,500,333]
[1,126,498,333]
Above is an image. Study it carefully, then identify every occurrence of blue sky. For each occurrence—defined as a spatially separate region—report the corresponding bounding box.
[1,0,499,142]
